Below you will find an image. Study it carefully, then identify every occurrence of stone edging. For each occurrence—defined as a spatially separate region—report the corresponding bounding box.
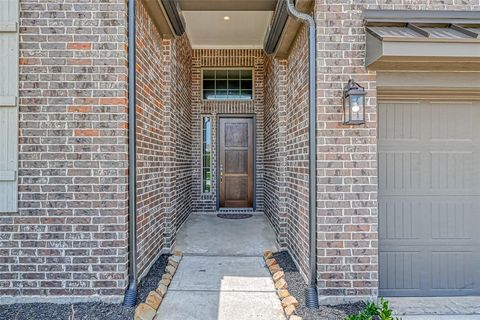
[264,251,302,320]
[134,251,183,320]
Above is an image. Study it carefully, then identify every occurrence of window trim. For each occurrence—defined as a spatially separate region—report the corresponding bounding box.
[201,67,255,101]
[201,115,212,194]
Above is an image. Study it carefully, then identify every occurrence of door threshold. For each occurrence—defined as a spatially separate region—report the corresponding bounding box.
[218,207,254,211]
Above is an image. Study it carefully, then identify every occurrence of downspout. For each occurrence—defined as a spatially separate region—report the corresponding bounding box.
[285,0,319,309]
[123,0,138,307]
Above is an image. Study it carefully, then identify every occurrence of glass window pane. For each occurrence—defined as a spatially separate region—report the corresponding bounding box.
[216,70,228,79]
[228,80,240,90]
[204,80,215,90]
[203,69,215,79]
[228,90,240,98]
[215,90,228,99]
[202,116,212,193]
[203,90,215,100]
[228,69,240,79]
[239,90,252,100]
[241,69,252,79]
[203,155,210,167]
[216,79,227,90]
[241,79,252,90]
[203,181,210,193]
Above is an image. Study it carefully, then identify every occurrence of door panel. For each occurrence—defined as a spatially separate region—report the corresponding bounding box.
[219,117,254,208]
[378,100,480,296]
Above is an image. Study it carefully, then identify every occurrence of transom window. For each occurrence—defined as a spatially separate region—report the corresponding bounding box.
[202,69,253,100]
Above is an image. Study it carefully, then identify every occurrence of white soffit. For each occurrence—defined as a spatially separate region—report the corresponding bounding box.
[183,11,273,49]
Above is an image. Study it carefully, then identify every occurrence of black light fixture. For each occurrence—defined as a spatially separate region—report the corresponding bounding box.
[343,79,366,125]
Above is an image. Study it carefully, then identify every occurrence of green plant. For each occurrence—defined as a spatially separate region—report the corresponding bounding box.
[345,298,401,320]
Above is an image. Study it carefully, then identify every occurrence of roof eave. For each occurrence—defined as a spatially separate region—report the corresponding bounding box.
[364,9,480,25]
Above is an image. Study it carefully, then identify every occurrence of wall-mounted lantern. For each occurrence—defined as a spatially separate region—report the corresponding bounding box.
[343,79,366,125]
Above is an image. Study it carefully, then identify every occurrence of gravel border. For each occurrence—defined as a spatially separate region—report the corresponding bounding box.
[136,253,170,304]
[273,251,365,320]
[0,254,169,320]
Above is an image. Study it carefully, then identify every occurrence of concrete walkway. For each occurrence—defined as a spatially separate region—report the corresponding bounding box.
[401,316,480,320]
[156,214,285,320]
[173,214,279,256]
[390,296,480,319]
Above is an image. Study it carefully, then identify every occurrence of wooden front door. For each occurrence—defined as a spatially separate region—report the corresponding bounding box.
[219,117,254,208]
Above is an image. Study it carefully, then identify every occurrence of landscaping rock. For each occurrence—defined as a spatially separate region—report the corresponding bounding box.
[156,283,168,297]
[277,289,290,299]
[289,316,302,320]
[273,251,366,320]
[134,303,156,320]
[266,258,277,267]
[173,250,183,256]
[137,254,170,307]
[162,273,172,281]
[282,296,299,308]
[168,260,179,268]
[263,250,273,260]
[269,264,282,274]
[159,277,171,287]
[169,255,181,263]
[273,270,285,282]
[145,291,162,310]
[284,304,296,317]
[274,278,288,290]
[165,265,176,275]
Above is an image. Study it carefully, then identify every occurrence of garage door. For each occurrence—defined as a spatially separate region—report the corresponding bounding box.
[379,99,480,296]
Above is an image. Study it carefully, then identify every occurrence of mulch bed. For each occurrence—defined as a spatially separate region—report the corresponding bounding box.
[273,251,365,320]
[0,254,169,320]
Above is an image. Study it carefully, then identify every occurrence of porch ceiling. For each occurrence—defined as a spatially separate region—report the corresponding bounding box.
[183,10,273,49]
[178,0,277,11]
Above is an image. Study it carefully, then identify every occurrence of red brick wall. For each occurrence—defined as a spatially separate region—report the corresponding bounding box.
[263,56,288,247]
[285,27,311,280]
[135,1,192,278]
[314,0,480,303]
[1,0,193,301]
[167,35,193,242]
[0,0,129,300]
[135,0,168,278]
[263,27,311,281]
[191,49,265,213]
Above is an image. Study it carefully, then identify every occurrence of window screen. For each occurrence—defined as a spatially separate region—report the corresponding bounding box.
[202,69,253,100]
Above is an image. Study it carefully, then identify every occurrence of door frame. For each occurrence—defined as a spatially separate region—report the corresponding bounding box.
[216,114,256,211]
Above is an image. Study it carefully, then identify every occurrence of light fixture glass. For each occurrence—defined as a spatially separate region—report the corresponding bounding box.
[223,16,230,21]
[343,79,366,125]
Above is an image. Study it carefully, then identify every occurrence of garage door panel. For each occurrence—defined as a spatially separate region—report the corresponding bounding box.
[431,251,474,291]
[430,151,473,190]
[378,101,422,141]
[430,103,473,141]
[430,201,473,240]
[379,198,423,240]
[378,151,421,191]
[380,251,423,293]
[379,99,480,296]
[379,197,476,243]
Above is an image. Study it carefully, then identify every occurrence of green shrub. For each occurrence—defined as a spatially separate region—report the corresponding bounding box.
[345,298,401,320]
